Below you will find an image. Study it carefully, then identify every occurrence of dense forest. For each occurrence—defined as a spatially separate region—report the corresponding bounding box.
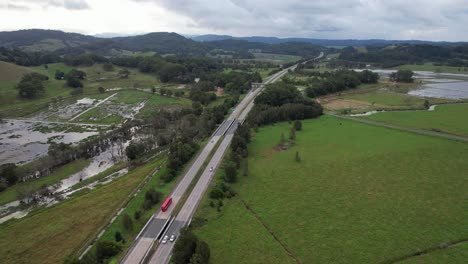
[339,44,468,67]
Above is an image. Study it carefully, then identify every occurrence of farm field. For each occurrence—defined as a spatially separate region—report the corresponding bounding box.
[399,242,468,264]
[194,115,468,263]
[319,82,455,113]
[0,62,184,119]
[361,103,468,137]
[0,157,160,264]
[397,63,468,74]
[252,53,301,64]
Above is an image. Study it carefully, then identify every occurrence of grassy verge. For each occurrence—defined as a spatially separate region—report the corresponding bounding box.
[193,115,468,263]
[0,159,90,206]
[89,158,172,263]
[362,103,468,137]
[0,158,157,264]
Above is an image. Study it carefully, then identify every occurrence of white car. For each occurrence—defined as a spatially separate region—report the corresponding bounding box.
[170,234,176,242]
[162,235,169,244]
[209,167,213,172]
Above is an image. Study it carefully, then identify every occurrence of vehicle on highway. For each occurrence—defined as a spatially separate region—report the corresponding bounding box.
[162,235,169,244]
[170,234,176,242]
[161,197,172,212]
[210,167,213,172]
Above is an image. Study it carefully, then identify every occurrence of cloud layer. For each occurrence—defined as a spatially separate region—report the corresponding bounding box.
[1,0,468,41]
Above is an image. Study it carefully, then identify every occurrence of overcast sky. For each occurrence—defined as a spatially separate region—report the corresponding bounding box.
[0,0,467,41]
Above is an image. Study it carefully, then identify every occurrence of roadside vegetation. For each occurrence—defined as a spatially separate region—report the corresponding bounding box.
[0,157,161,264]
[0,159,89,206]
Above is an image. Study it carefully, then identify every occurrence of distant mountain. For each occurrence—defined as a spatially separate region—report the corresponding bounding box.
[191,34,464,47]
[0,29,99,52]
[93,32,139,38]
[0,29,209,55]
[113,32,208,54]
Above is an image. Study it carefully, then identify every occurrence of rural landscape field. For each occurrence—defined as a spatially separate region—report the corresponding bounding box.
[0,1,467,264]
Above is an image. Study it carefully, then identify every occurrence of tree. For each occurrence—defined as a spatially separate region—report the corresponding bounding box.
[195,240,210,263]
[96,241,122,261]
[55,70,65,80]
[0,163,18,186]
[390,70,414,83]
[98,87,105,94]
[295,151,301,162]
[142,188,161,210]
[122,213,133,230]
[224,161,237,183]
[209,188,224,199]
[293,120,302,131]
[134,210,141,220]
[289,127,296,140]
[172,229,198,264]
[65,70,86,88]
[125,143,145,160]
[119,69,130,78]
[151,87,156,94]
[192,101,203,116]
[159,63,186,83]
[16,73,47,99]
[424,100,430,109]
[114,231,123,242]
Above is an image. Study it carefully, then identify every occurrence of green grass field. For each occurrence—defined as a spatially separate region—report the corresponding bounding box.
[399,242,468,264]
[0,158,157,264]
[252,53,301,64]
[397,63,468,74]
[0,159,90,206]
[343,90,425,107]
[362,103,468,137]
[194,115,468,263]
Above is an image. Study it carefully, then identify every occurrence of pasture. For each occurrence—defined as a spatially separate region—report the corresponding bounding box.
[194,115,468,263]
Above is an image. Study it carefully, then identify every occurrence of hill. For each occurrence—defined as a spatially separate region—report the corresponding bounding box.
[0,61,32,81]
[112,32,208,54]
[0,29,208,56]
[192,34,465,47]
[0,29,99,52]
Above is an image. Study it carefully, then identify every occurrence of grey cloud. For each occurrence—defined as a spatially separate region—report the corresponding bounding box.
[0,0,90,11]
[5,4,31,10]
[50,0,90,10]
[133,0,468,40]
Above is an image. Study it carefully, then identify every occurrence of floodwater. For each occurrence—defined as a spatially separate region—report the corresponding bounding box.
[355,69,468,99]
[409,82,468,99]
[57,144,126,192]
[0,120,98,165]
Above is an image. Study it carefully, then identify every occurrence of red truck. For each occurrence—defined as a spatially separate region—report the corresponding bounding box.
[161,197,172,212]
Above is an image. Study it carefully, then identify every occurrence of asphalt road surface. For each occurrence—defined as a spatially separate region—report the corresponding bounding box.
[122,53,324,264]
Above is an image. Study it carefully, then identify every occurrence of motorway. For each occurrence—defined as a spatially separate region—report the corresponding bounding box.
[122,52,323,264]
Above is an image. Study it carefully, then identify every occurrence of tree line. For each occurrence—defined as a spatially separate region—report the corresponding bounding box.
[339,44,468,68]
[299,69,379,98]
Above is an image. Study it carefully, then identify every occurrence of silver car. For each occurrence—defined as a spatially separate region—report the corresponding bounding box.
[162,235,169,244]
[170,234,176,242]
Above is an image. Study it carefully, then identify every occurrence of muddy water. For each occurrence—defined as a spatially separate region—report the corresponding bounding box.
[57,145,126,192]
[0,120,98,165]
[409,82,468,99]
